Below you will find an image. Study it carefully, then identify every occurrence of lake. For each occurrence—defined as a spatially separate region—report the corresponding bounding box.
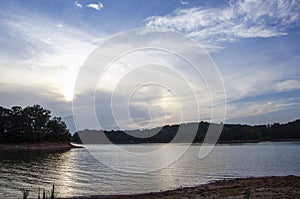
[0,142,299,198]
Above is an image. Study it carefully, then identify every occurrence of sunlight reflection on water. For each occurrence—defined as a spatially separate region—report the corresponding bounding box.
[0,142,299,198]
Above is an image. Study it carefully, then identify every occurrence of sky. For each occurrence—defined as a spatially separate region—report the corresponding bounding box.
[0,0,300,132]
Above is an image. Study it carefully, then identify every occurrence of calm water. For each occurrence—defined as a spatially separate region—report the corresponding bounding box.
[0,142,299,198]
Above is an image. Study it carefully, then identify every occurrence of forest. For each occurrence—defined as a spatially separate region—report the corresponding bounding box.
[1,104,299,144]
[0,105,71,143]
[72,119,300,144]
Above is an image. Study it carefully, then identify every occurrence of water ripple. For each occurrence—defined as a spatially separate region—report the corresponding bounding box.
[0,142,299,198]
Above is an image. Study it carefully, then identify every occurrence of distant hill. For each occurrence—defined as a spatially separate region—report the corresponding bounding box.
[72,119,300,144]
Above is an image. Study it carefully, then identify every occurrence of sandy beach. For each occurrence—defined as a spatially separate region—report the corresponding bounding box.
[62,175,300,199]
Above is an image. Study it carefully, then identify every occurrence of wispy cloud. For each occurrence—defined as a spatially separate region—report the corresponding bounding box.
[74,1,82,8]
[0,0,299,130]
[0,11,97,104]
[86,2,104,11]
[275,80,300,92]
[180,0,189,5]
[227,96,300,121]
[221,63,300,103]
[145,0,300,51]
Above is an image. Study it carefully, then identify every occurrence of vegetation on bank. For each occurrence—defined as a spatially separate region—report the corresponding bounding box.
[72,119,300,144]
[0,105,71,143]
[21,184,56,199]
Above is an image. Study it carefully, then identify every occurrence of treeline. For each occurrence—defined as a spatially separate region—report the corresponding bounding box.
[220,121,300,142]
[0,105,71,143]
[72,120,300,144]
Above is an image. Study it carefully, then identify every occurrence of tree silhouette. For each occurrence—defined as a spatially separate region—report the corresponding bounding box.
[73,120,300,144]
[0,105,71,143]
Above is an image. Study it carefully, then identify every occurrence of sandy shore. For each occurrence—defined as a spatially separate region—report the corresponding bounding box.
[62,176,300,199]
[0,142,83,151]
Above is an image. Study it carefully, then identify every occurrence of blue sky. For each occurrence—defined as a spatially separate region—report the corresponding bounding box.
[0,0,300,131]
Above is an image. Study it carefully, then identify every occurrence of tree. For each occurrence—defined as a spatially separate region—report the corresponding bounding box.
[23,105,51,142]
[0,105,71,143]
[0,107,11,143]
[6,106,25,143]
[46,117,71,142]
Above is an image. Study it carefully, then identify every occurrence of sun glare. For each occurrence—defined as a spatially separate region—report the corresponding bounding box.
[62,85,74,101]
[56,71,77,102]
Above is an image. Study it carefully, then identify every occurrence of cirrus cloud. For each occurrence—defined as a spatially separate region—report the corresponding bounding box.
[145,0,300,51]
[275,80,300,92]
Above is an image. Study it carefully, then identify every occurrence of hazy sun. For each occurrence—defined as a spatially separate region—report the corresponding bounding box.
[61,85,74,101]
[56,71,77,102]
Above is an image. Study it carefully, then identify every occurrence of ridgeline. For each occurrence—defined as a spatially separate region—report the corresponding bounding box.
[72,120,300,144]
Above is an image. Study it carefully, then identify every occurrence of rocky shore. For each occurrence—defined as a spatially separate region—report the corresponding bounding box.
[62,176,300,199]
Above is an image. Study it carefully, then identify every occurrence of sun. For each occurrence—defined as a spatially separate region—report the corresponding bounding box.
[61,85,74,101]
[56,72,77,102]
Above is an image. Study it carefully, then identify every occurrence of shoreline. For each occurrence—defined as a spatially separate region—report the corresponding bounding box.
[0,142,83,151]
[60,176,300,199]
[71,139,300,145]
[217,138,300,144]
[1,140,298,150]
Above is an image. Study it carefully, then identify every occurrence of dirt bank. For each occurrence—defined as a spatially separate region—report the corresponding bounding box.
[62,175,300,199]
